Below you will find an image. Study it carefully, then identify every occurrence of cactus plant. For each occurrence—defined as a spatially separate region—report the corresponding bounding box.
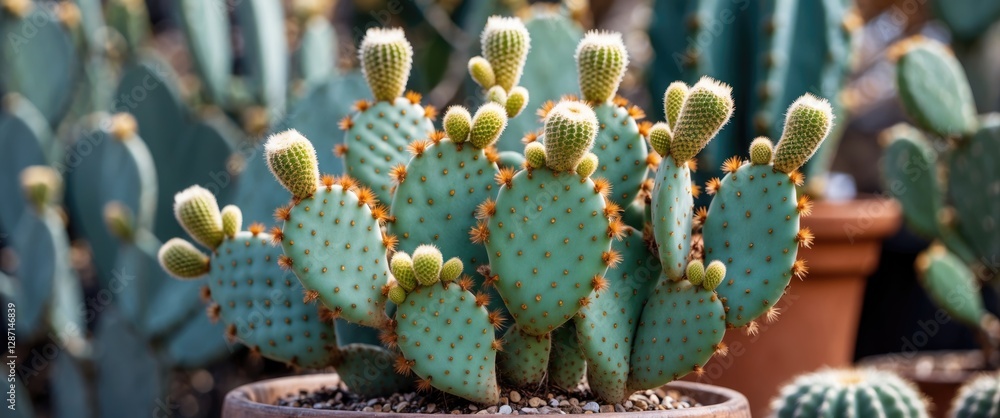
[950,372,1000,418]
[881,37,1000,367]
[770,368,929,418]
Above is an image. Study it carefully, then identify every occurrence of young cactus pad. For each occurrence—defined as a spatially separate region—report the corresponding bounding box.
[479,16,530,91]
[389,247,501,404]
[894,37,978,138]
[950,372,1000,418]
[483,101,618,336]
[266,131,391,328]
[668,77,734,163]
[341,28,435,201]
[575,31,629,104]
[770,368,929,418]
[159,201,339,368]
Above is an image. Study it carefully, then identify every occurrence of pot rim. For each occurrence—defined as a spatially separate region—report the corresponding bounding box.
[223,373,750,417]
[858,349,987,384]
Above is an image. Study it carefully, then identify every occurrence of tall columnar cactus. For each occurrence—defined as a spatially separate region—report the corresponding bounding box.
[339,27,436,201]
[479,100,622,339]
[267,130,392,329]
[568,30,652,208]
[385,246,502,404]
[950,372,1000,418]
[704,94,830,329]
[769,368,929,418]
[882,37,1000,365]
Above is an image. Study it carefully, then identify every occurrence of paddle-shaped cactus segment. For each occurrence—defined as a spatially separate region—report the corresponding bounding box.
[295,15,337,90]
[388,105,504,310]
[267,131,391,328]
[950,372,1000,418]
[881,125,942,239]
[894,37,977,138]
[706,94,831,328]
[333,343,413,397]
[478,16,530,92]
[340,28,435,200]
[548,322,586,390]
[916,245,986,328]
[0,97,50,234]
[391,248,500,404]
[178,0,231,105]
[948,118,1000,265]
[235,0,288,110]
[575,227,661,403]
[628,279,726,391]
[590,101,648,207]
[668,77,734,163]
[484,100,616,336]
[650,155,694,280]
[575,31,628,104]
[497,324,551,387]
[159,192,340,368]
[770,368,929,418]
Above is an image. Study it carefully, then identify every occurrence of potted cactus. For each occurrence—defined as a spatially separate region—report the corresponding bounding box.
[769,368,931,417]
[870,36,1000,415]
[152,18,841,416]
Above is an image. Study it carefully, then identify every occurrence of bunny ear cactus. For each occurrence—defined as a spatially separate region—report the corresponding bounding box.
[481,100,622,339]
[950,372,1000,418]
[386,246,502,404]
[916,245,989,329]
[704,94,831,329]
[650,77,733,280]
[267,130,391,329]
[339,27,435,201]
[469,17,532,119]
[159,189,340,368]
[572,30,651,208]
[769,368,929,418]
[387,104,506,314]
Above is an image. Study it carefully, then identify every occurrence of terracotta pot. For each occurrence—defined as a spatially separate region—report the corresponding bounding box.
[860,350,985,418]
[223,373,750,417]
[684,198,902,417]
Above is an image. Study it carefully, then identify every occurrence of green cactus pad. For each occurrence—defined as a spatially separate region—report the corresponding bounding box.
[296,16,337,90]
[772,94,834,174]
[703,260,726,292]
[412,245,443,286]
[950,372,1000,418]
[481,16,530,91]
[158,238,210,279]
[443,106,472,143]
[771,368,929,418]
[628,279,726,391]
[0,98,49,234]
[360,27,412,102]
[387,139,499,297]
[663,82,688,131]
[9,209,64,337]
[506,87,529,118]
[497,324,551,387]
[575,227,661,403]
[280,182,390,328]
[342,98,435,200]
[266,129,320,199]
[704,163,800,328]
[486,169,612,336]
[592,102,648,206]
[544,101,599,172]
[395,281,499,404]
[749,137,774,165]
[333,343,414,397]
[468,56,495,89]
[686,260,705,287]
[470,102,508,149]
[948,118,1000,263]
[173,186,224,249]
[575,31,628,103]
[916,246,985,327]
[221,205,242,238]
[498,150,526,170]
[178,0,231,104]
[235,0,288,110]
[548,322,586,390]
[390,252,417,291]
[881,125,942,239]
[650,155,694,280]
[209,231,339,368]
[647,122,671,157]
[895,38,977,138]
[669,77,734,163]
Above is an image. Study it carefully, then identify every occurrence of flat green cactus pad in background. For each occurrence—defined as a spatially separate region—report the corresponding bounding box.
[882,125,942,239]
[704,163,799,328]
[497,324,551,387]
[917,246,986,328]
[650,155,693,280]
[576,226,661,403]
[52,353,91,418]
[333,343,413,397]
[628,279,725,392]
[232,142,289,227]
[235,0,288,111]
[497,11,582,152]
[591,102,648,207]
[388,139,500,307]
[342,98,435,201]
[0,7,78,127]
[295,17,337,90]
[896,40,978,138]
[548,322,586,390]
[280,183,389,328]
[178,0,231,105]
[210,231,339,368]
[163,302,230,368]
[487,169,612,336]
[95,310,163,418]
[948,117,1000,263]
[396,281,499,404]
[932,0,1000,42]
[10,209,62,338]
[0,98,49,233]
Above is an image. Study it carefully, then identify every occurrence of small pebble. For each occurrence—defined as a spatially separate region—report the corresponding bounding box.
[427,404,437,413]
[521,407,538,414]
[614,404,626,413]
[582,402,600,413]
[499,405,513,414]
[528,397,545,408]
[362,407,374,412]
[476,410,490,414]
[487,406,498,413]
[600,405,614,413]
[510,391,522,403]
[468,405,478,412]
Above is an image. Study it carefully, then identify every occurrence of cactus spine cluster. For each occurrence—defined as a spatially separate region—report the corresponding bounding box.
[881,37,1000,366]
[770,368,929,418]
